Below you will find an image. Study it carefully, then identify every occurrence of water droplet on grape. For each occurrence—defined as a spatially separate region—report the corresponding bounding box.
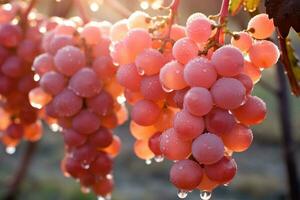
[81,162,90,169]
[145,159,152,165]
[137,66,145,76]
[200,191,212,200]
[117,95,126,104]
[162,84,174,93]
[224,182,230,187]
[6,146,16,155]
[50,123,61,132]
[106,174,113,180]
[154,155,164,163]
[81,186,90,194]
[177,190,188,199]
[33,74,40,81]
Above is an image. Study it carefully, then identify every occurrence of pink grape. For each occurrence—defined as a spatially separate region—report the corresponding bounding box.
[140,75,166,101]
[89,151,113,176]
[52,89,83,117]
[249,40,280,68]
[231,32,253,52]
[1,56,23,78]
[69,68,102,98]
[135,48,165,76]
[172,37,198,64]
[131,100,161,126]
[192,133,225,165]
[88,127,113,148]
[234,74,253,95]
[32,53,55,76]
[186,17,212,43]
[211,45,244,77]
[17,39,38,62]
[54,45,86,76]
[184,57,217,88]
[210,78,246,109]
[86,90,114,116]
[184,87,213,117]
[159,61,187,91]
[49,35,74,55]
[160,128,192,160]
[40,71,66,95]
[116,63,142,91]
[173,110,205,141]
[170,159,203,190]
[0,24,22,48]
[92,56,116,80]
[247,14,275,39]
[80,22,102,45]
[72,109,101,135]
[110,19,129,42]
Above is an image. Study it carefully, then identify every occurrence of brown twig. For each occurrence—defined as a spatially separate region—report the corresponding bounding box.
[276,62,300,200]
[215,0,230,44]
[74,0,90,24]
[104,0,131,18]
[277,32,300,96]
[21,0,37,26]
[3,142,38,200]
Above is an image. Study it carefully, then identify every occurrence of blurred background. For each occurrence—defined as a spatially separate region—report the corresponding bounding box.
[0,0,300,199]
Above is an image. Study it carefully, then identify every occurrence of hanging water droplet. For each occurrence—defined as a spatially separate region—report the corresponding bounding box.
[200,191,212,200]
[81,186,90,194]
[137,66,145,76]
[81,162,90,169]
[50,123,61,132]
[177,190,188,199]
[6,146,16,155]
[106,174,113,180]
[97,196,106,200]
[223,182,230,187]
[162,84,174,93]
[105,194,112,200]
[64,171,71,177]
[154,155,164,163]
[145,159,152,165]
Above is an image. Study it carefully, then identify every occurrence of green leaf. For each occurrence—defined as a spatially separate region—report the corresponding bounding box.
[229,0,244,16]
[286,39,300,81]
[243,0,261,12]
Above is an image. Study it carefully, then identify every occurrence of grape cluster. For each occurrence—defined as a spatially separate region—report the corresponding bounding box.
[112,10,279,198]
[29,17,126,198]
[0,2,44,152]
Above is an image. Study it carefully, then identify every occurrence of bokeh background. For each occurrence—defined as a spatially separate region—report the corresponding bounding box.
[0,0,300,199]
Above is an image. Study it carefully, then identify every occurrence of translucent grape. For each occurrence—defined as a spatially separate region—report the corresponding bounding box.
[174,110,205,141]
[205,156,237,184]
[192,133,224,165]
[92,178,114,197]
[110,19,129,42]
[135,48,165,76]
[148,132,162,156]
[159,61,187,91]
[222,124,253,152]
[128,11,151,30]
[103,135,121,158]
[170,24,186,41]
[6,123,24,139]
[69,68,102,98]
[80,22,102,45]
[243,61,261,83]
[211,45,244,77]
[160,128,192,160]
[249,40,280,68]
[232,96,266,125]
[230,32,253,52]
[116,63,142,91]
[210,78,246,110]
[130,121,156,140]
[154,108,175,132]
[184,87,213,117]
[198,173,219,192]
[170,159,203,190]
[247,14,275,39]
[134,140,155,160]
[184,57,217,88]
[131,100,161,126]
[29,87,52,109]
[172,37,198,64]
[234,74,253,95]
[186,17,211,43]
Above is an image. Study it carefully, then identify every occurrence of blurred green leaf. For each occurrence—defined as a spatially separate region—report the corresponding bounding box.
[229,0,244,16]
[286,39,300,80]
[243,0,261,12]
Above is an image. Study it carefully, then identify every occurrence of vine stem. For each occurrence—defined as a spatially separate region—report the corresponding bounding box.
[277,33,300,96]
[3,142,38,200]
[74,0,90,24]
[105,0,131,18]
[215,0,230,44]
[22,0,37,25]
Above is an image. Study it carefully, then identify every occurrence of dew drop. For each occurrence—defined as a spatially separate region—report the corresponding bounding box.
[177,190,188,199]
[162,84,174,93]
[81,162,90,169]
[200,191,212,200]
[6,146,16,155]
[223,182,230,187]
[137,66,145,76]
[81,186,90,194]
[154,155,164,163]
[145,159,152,165]
[106,174,113,180]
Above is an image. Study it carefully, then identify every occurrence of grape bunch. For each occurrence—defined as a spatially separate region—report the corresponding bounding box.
[112,10,279,199]
[29,17,126,198]
[0,2,44,153]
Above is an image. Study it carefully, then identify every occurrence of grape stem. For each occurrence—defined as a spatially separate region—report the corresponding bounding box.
[3,142,38,200]
[104,0,131,18]
[215,0,230,44]
[277,35,300,96]
[74,0,90,24]
[22,0,38,26]
[159,0,181,52]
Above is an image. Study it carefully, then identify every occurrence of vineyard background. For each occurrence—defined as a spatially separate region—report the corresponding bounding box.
[0,0,300,199]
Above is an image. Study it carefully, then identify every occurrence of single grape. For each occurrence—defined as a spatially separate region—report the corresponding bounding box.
[197,173,219,192]
[92,178,114,197]
[32,53,55,76]
[92,56,116,80]
[231,32,253,52]
[247,13,275,39]
[184,57,217,88]
[72,109,101,135]
[86,90,114,116]
[243,61,261,83]
[234,74,253,95]
[210,78,246,110]
[148,132,162,156]
[192,133,224,165]
[131,100,161,126]
[1,56,24,78]
[40,71,66,95]
[140,75,166,101]
[172,37,198,64]
[63,128,87,148]
[128,11,152,30]
[89,151,113,176]
[88,127,113,148]
[130,121,156,140]
[170,159,203,190]
[186,17,212,43]
[174,110,205,141]
[110,19,129,42]
[211,45,244,77]
[116,63,142,91]
[80,22,102,45]
[134,139,155,160]
[103,135,121,158]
